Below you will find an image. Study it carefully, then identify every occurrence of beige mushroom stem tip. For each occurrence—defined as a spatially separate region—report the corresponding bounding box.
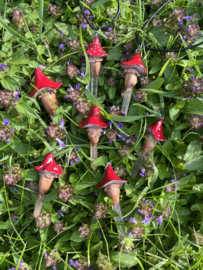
[131,133,158,179]
[33,172,55,218]
[104,184,126,239]
[38,89,59,119]
[121,69,139,116]
[87,127,103,170]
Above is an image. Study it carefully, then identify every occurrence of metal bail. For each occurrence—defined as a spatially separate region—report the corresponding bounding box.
[105,162,111,170]
[95,27,101,37]
[135,44,142,53]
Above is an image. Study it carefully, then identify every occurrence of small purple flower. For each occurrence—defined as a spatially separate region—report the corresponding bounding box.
[52,267,57,270]
[6,139,10,143]
[108,121,112,129]
[128,232,133,237]
[66,61,69,66]
[143,199,147,204]
[43,252,48,258]
[141,168,145,174]
[93,192,98,196]
[183,35,187,39]
[118,122,123,129]
[113,38,117,42]
[142,217,151,224]
[129,217,137,224]
[74,157,80,163]
[81,23,87,29]
[59,44,64,49]
[191,86,195,90]
[139,173,144,177]
[171,179,175,183]
[150,203,155,206]
[191,76,195,79]
[157,216,163,224]
[70,160,73,166]
[82,63,86,67]
[8,267,15,270]
[14,91,21,96]
[12,187,17,191]
[60,119,65,127]
[13,97,19,102]
[59,30,64,35]
[190,69,194,73]
[57,210,64,217]
[3,119,10,125]
[108,27,112,31]
[56,138,66,148]
[105,32,108,36]
[199,33,202,36]
[137,209,142,213]
[85,84,90,89]
[69,259,78,267]
[85,10,90,15]
[109,140,112,145]
[65,95,69,98]
[182,173,187,176]
[183,16,192,21]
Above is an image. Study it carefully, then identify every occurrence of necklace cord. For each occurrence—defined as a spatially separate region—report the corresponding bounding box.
[135,0,203,52]
[78,0,120,30]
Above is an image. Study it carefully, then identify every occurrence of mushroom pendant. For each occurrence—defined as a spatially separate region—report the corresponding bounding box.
[131,119,167,179]
[86,38,108,98]
[33,154,63,218]
[79,106,108,170]
[29,69,62,119]
[120,53,147,116]
[97,163,127,239]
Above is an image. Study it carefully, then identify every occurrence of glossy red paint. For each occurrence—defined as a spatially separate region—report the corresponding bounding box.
[86,37,108,57]
[29,69,62,97]
[97,164,127,188]
[79,106,108,128]
[121,53,147,73]
[147,119,167,141]
[35,153,63,175]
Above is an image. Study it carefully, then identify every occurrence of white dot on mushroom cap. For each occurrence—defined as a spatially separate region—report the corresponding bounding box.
[158,134,160,137]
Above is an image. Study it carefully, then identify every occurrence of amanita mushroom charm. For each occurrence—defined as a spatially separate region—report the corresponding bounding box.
[97,163,127,239]
[86,37,108,98]
[79,106,108,170]
[120,53,147,116]
[131,119,167,179]
[33,153,63,218]
[29,69,62,119]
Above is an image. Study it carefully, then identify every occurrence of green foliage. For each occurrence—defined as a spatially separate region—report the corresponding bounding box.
[0,0,203,269]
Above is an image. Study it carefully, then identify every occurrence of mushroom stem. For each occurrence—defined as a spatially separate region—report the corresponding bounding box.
[90,75,99,98]
[87,127,103,170]
[89,56,103,98]
[131,133,158,179]
[104,184,126,239]
[33,172,55,218]
[121,72,138,116]
[38,90,59,119]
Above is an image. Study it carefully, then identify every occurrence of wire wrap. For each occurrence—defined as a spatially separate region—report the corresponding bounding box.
[78,0,120,30]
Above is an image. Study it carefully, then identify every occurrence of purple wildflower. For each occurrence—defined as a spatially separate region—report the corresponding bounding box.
[142,217,151,224]
[118,122,124,129]
[59,30,64,35]
[141,168,145,174]
[157,216,163,224]
[59,44,64,49]
[3,119,10,125]
[56,138,66,148]
[129,217,137,224]
[85,10,90,15]
[81,23,87,29]
[59,119,65,127]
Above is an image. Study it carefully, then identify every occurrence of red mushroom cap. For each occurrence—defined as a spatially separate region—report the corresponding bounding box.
[29,69,62,98]
[35,153,63,175]
[120,53,147,74]
[86,37,108,57]
[79,106,108,128]
[97,164,127,188]
[147,119,167,141]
